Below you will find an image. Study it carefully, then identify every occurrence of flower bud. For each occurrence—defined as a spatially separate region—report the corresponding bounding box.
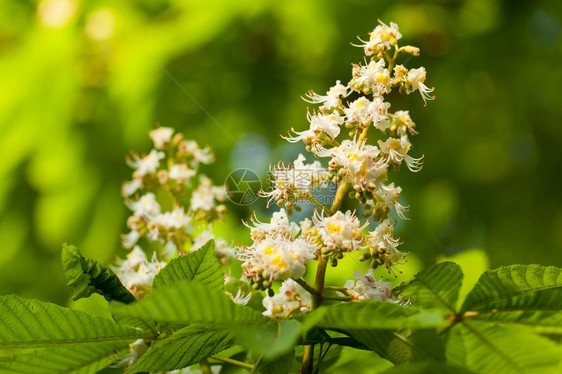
[403,45,420,56]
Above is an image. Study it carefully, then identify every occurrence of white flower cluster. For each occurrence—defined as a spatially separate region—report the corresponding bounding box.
[237,209,316,287]
[112,246,166,298]
[237,21,431,320]
[115,127,234,299]
[262,278,312,318]
[121,127,228,258]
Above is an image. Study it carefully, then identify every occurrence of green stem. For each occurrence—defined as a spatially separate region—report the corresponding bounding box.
[324,286,347,291]
[210,355,254,370]
[200,359,212,374]
[293,277,320,296]
[307,195,328,212]
[323,295,353,301]
[301,181,351,374]
[251,354,264,373]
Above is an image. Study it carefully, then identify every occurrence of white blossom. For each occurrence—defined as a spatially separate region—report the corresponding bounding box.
[127,149,165,178]
[238,235,316,282]
[262,279,312,318]
[351,58,392,95]
[301,80,350,110]
[312,210,367,252]
[378,135,423,172]
[149,127,174,149]
[168,163,196,185]
[121,179,143,198]
[261,154,327,206]
[113,247,166,298]
[344,269,406,304]
[353,21,402,55]
[190,176,226,211]
[405,67,435,105]
[127,192,161,219]
[314,139,387,189]
[285,110,345,143]
[180,140,214,164]
[244,209,300,242]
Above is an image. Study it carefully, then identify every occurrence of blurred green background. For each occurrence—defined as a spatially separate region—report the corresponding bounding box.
[1,0,561,309]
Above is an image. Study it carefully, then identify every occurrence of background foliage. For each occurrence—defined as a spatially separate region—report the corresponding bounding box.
[0,0,560,324]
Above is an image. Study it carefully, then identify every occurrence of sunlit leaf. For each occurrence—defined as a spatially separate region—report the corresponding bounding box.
[111,280,267,325]
[0,295,149,348]
[0,342,130,374]
[398,262,463,314]
[446,321,561,374]
[461,265,562,332]
[153,240,224,290]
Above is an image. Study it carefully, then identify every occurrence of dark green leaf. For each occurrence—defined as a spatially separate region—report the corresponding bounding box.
[61,243,136,304]
[128,325,232,373]
[446,321,561,374]
[461,265,562,332]
[347,328,445,365]
[379,361,476,374]
[0,342,130,374]
[153,240,224,290]
[305,301,445,331]
[0,295,148,348]
[257,348,295,374]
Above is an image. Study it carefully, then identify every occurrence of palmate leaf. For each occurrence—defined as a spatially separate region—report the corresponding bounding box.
[349,329,445,365]
[257,348,295,374]
[153,240,224,290]
[128,325,233,373]
[61,244,136,304]
[0,342,131,374]
[398,262,463,314]
[378,361,476,374]
[0,295,149,348]
[446,321,561,374]
[461,264,562,332]
[111,280,267,325]
[301,301,445,365]
[305,301,445,331]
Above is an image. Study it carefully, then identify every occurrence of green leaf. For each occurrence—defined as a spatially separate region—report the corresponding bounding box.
[399,262,463,313]
[128,325,232,373]
[446,321,561,374]
[231,319,301,359]
[347,329,445,365]
[379,361,476,374]
[111,280,267,325]
[257,348,295,374]
[305,301,445,331]
[0,342,131,374]
[461,265,562,332]
[301,301,445,365]
[153,240,224,290]
[61,243,136,304]
[0,295,149,348]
